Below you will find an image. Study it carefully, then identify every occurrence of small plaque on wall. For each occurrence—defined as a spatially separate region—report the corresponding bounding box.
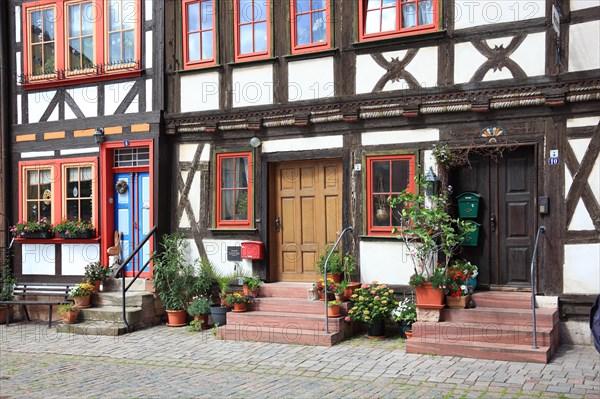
[227,246,242,262]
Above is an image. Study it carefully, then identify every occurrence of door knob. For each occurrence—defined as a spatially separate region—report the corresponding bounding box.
[490,213,497,233]
[275,216,281,233]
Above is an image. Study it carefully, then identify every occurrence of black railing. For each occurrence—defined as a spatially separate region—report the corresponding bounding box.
[323,226,353,334]
[530,225,546,349]
[113,226,157,333]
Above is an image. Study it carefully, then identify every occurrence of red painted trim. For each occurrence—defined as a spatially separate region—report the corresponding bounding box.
[289,0,331,55]
[366,154,416,236]
[358,0,439,42]
[215,151,253,229]
[182,0,217,69]
[15,237,100,244]
[233,0,271,62]
[22,70,142,91]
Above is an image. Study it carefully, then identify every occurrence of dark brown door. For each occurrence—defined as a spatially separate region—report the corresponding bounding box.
[450,146,536,289]
[269,159,343,282]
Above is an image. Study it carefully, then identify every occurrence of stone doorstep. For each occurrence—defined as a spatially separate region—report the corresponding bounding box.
[226,310,346,332]
[55,321,129,336]
[79,306,143,324]
[217,324,344,346]
[250,297,352,315]
[102,277,149,293]
[92,291,155,307]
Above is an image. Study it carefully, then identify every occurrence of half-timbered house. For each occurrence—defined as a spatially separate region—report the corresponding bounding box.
[163,0,599,352]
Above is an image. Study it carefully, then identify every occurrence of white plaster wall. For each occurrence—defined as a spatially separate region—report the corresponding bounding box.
[146,79,152,111]
[288,57,334,101]
[262,135,343,153]
[179,143,198,162]
[356,47,438,94]
[454,0,545,30]
[200,143,211,162]
[569,200,595,230]
[569,20,600,72]
[202,239,254,276]
[60,147,98,156]
[178,170,202,229]
[359,241,414,285]
[16,54,21,85]
[569,137,600,207]
[125,94,139,114]
[61,244,100,275]
[180,72,220,112]
[570,0,600,11]
[65,87,98,119]
[567,116,600,128]
[232,64,273,107]
[145,31,153,69]
[15,6,21,43]
[105,82,138,115]
[144,0,153,20]
[22,244,55,275]
[21,151,54,159]
[28,90,56,123]
[564,244,600,294]
[361,128,440,146]
[455,34,545,84]
[16,94,21,124]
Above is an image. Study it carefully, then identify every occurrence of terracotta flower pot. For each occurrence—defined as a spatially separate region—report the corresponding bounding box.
[232,302,248,312]
[166,309,187,327]
[92,280,101,293]
[73,294,91,308]
[61,311,79,324]
[193,314,210,330]
[415,282,445,309]
[327,304,341,317]
[328,273,342,284]
[242,284,260,297]
[446,294,470,309]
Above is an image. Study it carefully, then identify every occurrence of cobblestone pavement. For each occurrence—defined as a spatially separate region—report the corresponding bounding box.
[0,322,599,399]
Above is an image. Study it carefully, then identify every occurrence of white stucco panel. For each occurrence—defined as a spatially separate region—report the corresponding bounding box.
[15,6,21,43]
[362,128,440,146]
[569,199,596,230]
[202,239,254,276]
[145,31,153,69]
[28,90,56,123]
[454,0,545,30]
[570,138,592,164]
[16,54,21,85]
[508,32,545,77]
[144,0,153,20]
[179,144,199,162]
[570,0,600,12]
[200,143,211,162]
[569,20,600,72]
[288,57,334,101]
[146,79,152,111]
[565,167,573,198]
[569,137,600,204]
[232,64,273,107]
[66,87,98,119]
[404,47,438,89]
[567,116,600,128]
[359,240,414,285]
[125,94,139,114]
[564,244,600,294]
[178,170,202,229]
[454,42,488,84]
[262,135,343,153]
[22,244,55,275]
[179,171,191,229]
[16,94,21,124]
[105,82,137,115]
[180,72,220,112]
[61,244,100,275]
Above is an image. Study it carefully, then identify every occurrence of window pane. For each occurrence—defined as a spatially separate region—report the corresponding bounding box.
[201,1,213,29]
[254,0,267,20]
[239,24,253,54]
[80,167,93,198]
[67,199,79,220]
[69,39,81,69]
[312,11,326,43]
[81,2,94,35]
[201,31,213,59]
[80,198,93,221]
[383,0,396,6]
[402,2,417,28]
[188,32,201,61]
[235,190,248,220]
[43,9,54,40]
[32,44,43,74]
[418,0,433,25]
[236,157,248,188]
[372,161,390,193]
[296,0,309,13]
[122,0,135,30]
[221,158,234,188]
[123,30,135,60]
[188,2,200,31]
[27,203,38,222]
[41,169,52,186]
[31,11,42,43]
[391,160,409,192]
[221,190,234,220]
[109,0,121,31]
[296,14,310,45]
[44,43,55,73]
[68,5,81,37]
[254,22,267,52]
[312,0,326,10]
[239,0,252,23]
[367,0,381,10]
[27,171,39,200]
[373,195,390,227]
[109,32,121,63]
[365,10,380,34]
[381,7,396,31]
[82,37,94,67]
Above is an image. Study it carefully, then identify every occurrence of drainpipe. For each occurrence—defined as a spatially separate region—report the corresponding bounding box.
[0,3,10,248]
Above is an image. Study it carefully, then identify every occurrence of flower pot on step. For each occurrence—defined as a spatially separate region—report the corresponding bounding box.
[73,294,91,308]
[446,294,470,309]
[193,315,210,330]
[166,309,187,327]
[415,282,445,309]
[232,302,248,313]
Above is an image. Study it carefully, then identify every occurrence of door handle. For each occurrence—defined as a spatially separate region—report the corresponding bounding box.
[490,213,497,233]
[275,216,281,233]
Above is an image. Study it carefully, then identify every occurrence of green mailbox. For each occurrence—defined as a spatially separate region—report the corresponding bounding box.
[457,192,481,219]
[462,221,481,247]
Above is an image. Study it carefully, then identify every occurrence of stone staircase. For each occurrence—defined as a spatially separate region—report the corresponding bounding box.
[56,278,162,336]
[217,282,353,346]
[406,291,560,363]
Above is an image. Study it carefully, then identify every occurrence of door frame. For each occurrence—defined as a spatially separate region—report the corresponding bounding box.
[100,139,154,274]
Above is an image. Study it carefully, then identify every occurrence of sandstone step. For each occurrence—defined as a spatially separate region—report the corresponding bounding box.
[406,336,551,363]
[92,291,155,307]
[216,324,343,346]
[260,282,313,299]
[56,321,130,336]
[103,277,149,292]
[471,291,533,309]
[249,297,351,315]
[440,307,558,328]
[226,310,345,332]
[79,306,142,324]
[412,321,555,347]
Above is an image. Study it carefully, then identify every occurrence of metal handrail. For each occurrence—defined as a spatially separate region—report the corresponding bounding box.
[530,225,546,349]
[115,226,157,332]
[323,226,353,334]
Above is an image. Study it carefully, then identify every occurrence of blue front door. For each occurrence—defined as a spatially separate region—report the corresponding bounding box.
[114,172,150,276]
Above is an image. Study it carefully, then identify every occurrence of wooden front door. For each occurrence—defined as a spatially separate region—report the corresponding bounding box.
[450,146,536,289]
[270,159,343,282]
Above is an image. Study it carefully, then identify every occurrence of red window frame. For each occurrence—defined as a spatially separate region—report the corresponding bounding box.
[366,154,416,235]
[289,0,331,55]
[358,0,439,42]
[233,0,271,62]
[215,152,253,229]
[182,0,217,69]
[17,157,99,239]
[22,0,142,88]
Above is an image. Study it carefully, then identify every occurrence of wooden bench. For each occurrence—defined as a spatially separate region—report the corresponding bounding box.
[0,283,73,328]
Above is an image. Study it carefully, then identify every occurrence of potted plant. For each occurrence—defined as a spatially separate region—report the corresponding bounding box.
[69,282,94,308]
[452,258,479,290]
[57,303,79,324]
[335,281,347,302]
[84,261,111,292]
[327,300,342,317]
[187,297,211,330]
[444,260,477,308]
[317,246,344,283]
[389,170,475,309]
[392,297,417,339]
[0,248,15,324]
[10,218,53,239]
[224,292,254,313]
[242,276,263,297]
[53,219,95,239]
[315,277,336,301]
[200,258,238,326]
[345,282,398,339]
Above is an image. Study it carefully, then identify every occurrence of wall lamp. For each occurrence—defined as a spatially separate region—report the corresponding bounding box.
[425,167,441,196]
[250,137,262,148]
[93,127,105,144]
